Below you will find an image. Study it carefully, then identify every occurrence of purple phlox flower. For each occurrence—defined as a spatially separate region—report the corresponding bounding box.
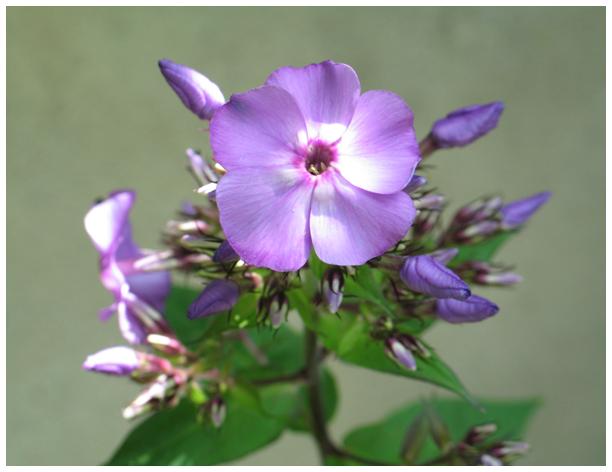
[82,346,141,376]
[430,101,504,148]
[428,247,459,265]
[404,174,427,193]
[213,240,240,264]
[400,255,471,300]
[385,337,417,371]
[436,294,499,323]
[159,59,225,120]
[210,60,420,271]
[323,268,345,313]
[500,191,551,229]
[84,190,172,344]
[188,279,239,319]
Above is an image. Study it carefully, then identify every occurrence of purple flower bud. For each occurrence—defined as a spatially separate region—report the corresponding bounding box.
[323,268,344,314]
[405,174,428,193]
[412,210,441,238]
[454,220,500,243]
[188,279,239,319]
[436,294,499,323]
[268,294,289,329]
[385,337,417,371]
[429,248,459,266]
[82,346,141,376]
[401,255,471,300]
[493,441,530,457]
[466,423,498,445]
[158,59,225,120]
[480,454,503,466]
[146,334,188,356]
[430,101,504,148]
[500,191,551,229]
[213,240,240,264]
[186,148,218,184]
[210,397,226,428]
[414,194,445,211]
[475,271,523,286]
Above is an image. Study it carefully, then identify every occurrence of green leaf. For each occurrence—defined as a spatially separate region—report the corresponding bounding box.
[164,285,258,348]
[344,265,395,316]
[259,368,338,432]
[450,231,517,266]
[308,250,328,280]
[343,398,540,465]
[106,387,286,465]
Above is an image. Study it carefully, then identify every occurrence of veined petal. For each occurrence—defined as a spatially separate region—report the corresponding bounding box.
[216,166,315,271]
[310,171,415,266]
[335,91,420,194]
[210,86,307,171]
[84,190,135,256]
[266,61,360,142]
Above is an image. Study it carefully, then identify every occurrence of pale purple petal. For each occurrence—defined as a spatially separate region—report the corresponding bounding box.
[335,91,419,194]
[431,101,504,148]
[84,190,135,256]
[500,191,552,229]
[117,301,148,344]
[216,167,314,271]
[310,170,415,266]
[400,255,470,300]
[210,86,307,171]
[158,59,225,120]
[266,61,360,142]
[436,294,499,323]
[82,346,141,376]
[188,279,239,319]
[126,270,172,313]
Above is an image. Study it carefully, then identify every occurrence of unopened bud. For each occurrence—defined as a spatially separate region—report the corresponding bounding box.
[186,148,218,184]
[412,210,441,238]
[491,441,529,458]
[500,191,551,229]
[429,248,459,266]
[465,423,497,445]
[269,293,289,329]
[454,220,499,243]
[122,374,177,419]
[385,337,417,371]
[414,193,445,211]
[480,454,503,466]
[213,240,240,264]
[475,271,523,286]
[146,334,188,356]
[454,196,503,226]
[188,279,240,319]
[210,397,226,428]
[323,268,344,313]
[405,174,428,193]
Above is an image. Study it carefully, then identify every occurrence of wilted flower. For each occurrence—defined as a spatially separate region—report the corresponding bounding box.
[84,190,171,344]
[211,60,420,271]
[436,294,499,323]
[400,255,471,300]
[500,191,551,229]
[187,279,239,319]
[159,59,225,120]
[429,101,504,149]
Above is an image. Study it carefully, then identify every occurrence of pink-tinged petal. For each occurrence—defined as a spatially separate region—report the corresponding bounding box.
[266,61,360,142]
[210,86,307,171]
[335,91,420,194]
[216,166,315,272]
[310,171,415,266]
[84,190,135,256]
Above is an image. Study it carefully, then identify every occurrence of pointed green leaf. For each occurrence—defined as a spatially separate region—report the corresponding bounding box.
[450,231,517,265]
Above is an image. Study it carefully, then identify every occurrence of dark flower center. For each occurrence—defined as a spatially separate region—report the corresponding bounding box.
[305,142,335,176]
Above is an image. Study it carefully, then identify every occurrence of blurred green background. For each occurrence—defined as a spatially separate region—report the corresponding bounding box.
[7,6,604,466]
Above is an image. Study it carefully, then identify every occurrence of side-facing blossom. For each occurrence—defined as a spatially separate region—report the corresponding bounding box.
[84,190,171,343]
[436,294,499,323]
[400,255,470,300]
[188,279,239,319]
[430,102,504,148]
[159,59,225,120]
[500,191,551,229]
[210,60,420,271]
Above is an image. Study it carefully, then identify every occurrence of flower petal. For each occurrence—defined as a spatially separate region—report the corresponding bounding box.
[266,61,360,142]
[310,170,415,266]
[84,190,135,256]
[126,270,172,313]
[334,91,420,194]
[216,166,314,271]
[188,279,239,319]
[210,86,307,171]
[117,301,148,344]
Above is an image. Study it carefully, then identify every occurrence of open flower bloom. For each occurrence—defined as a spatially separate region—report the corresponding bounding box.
[84,190,171,343]
[211,61,420,271]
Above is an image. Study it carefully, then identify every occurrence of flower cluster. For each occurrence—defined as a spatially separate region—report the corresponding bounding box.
[83,59,549,466]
